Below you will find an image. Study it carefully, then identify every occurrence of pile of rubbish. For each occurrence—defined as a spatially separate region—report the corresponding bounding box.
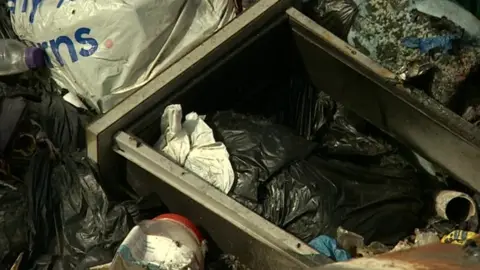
[0,1,254,269]
[156,88,480,262]
[0,78,171,268]
[2,0,480,269]
[302,0,480,125]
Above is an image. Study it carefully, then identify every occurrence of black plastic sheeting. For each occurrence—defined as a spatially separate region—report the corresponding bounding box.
[0,177,27,269]
[24,150,164,269]
[0,79,165,269]
[207,108,424,245]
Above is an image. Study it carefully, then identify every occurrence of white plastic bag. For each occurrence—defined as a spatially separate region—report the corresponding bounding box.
[154,104,190,165]
[154,104,234,193]
[183,112,235,193]
[10,0,236,113]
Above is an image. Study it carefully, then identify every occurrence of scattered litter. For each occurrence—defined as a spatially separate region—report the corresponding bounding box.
[463,234,480,262]
[390,240,414,252]
[426,216,458,236]
[402,35,460,54]
[111,214,207,270]
[0,39,45,76]
[357,242,391,257]
[441,230,478,245]
[309,235,351,262]
[206,254,251,270]
[23,150,165,269]
[414,229,440,246]
[154,104,234,193]
[336,227,365,255]
[336,227,391,257]
[63,92,88,110]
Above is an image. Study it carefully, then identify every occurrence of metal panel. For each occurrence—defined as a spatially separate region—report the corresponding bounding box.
[115,131,331,269]
[287,8,480,192]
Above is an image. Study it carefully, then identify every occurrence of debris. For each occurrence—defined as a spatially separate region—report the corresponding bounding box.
[441,230,478,245]
[110,214,207,270]
[427,216,458,236]
[357,242,391,257]
[207,109,423,245]
[23,149,166,269]
[390,240,414,252]
[154,104,234,194]
[0,39,45,76]
[463,234,480,262]
[302,0,480,122]
[309,235,351,262]
[336,227,365,256]
[402,35,461,54]
[206,254,251,270]
[414,229,440,246]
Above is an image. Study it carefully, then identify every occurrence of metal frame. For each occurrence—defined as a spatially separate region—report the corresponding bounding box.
[87,0,480,192]
[86,0,291,181]
[288,9,480,192]
[115,131,327,269]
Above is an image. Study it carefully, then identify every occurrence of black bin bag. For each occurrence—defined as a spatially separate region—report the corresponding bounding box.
[207,110,423,245]
[207,111,318,202]
[23,149,165,269]
[0,178,28,269]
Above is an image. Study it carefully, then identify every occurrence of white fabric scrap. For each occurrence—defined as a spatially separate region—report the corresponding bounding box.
[154,104,234,193]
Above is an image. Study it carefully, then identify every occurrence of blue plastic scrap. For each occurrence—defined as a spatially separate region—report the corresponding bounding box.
[308,235,352,262]
[402,35,460,54]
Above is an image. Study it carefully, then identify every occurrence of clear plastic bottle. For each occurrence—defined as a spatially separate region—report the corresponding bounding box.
[0,39,45,76]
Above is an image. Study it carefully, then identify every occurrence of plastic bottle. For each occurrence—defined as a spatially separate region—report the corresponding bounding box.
[0,39,45,75]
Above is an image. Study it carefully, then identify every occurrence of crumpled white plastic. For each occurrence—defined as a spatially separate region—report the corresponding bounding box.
[110,220,203,270]
[10,0,236,113]
[154,105,190,165]
[154,104,234,193]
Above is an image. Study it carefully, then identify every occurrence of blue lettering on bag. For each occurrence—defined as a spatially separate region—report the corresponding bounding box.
[37,27,99,67]
[8,0,73,23]
[29,0,43,24]
[8,1,99,66]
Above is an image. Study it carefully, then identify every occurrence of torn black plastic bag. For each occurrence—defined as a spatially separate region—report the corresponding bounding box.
[23,150,165,269]
[302,0,358,40]
[207,111,318,202]
[262,157,336,242]
[283,73,336,141]
[311,156,423,245]
[314,105,422,244]
[318,104,411,169]
[27,92,92,153]
[208,111,423,244]
[262,151,423,244]
[0,178,28,269]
